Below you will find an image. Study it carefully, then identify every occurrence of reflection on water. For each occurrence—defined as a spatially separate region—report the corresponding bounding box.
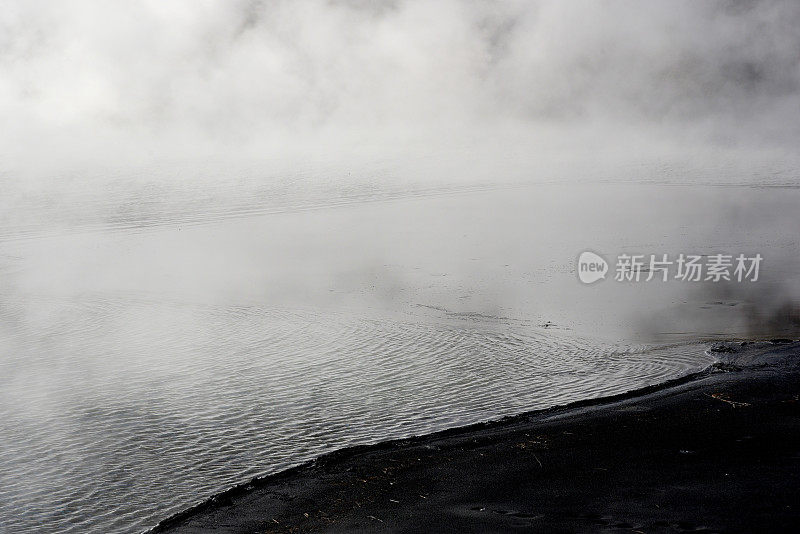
[0,181,797,533]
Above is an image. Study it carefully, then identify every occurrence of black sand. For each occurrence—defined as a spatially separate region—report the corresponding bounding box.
[150,341,800,533]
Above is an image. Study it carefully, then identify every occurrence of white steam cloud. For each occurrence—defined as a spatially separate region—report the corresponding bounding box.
[3,1,799,155]
[1,0,799,235]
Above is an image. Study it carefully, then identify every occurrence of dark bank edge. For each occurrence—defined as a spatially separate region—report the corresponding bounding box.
[144,339,795,533]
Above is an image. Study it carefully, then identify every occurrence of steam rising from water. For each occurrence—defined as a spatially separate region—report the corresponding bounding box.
[1,3,799,533]
[2,1,800,173]
[3,2,799,244]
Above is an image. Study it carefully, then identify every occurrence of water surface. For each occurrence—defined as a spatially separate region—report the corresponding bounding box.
[1,180,797,533]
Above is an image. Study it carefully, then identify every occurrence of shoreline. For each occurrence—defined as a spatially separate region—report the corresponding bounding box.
[148,340,800,533]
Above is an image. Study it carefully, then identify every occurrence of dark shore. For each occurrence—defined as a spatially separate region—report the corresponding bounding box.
[150,341,800,533]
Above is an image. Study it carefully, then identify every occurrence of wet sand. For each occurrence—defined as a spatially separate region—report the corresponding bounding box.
[150,341,800,533]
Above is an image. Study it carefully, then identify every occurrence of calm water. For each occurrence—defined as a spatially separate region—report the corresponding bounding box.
[1,177,798,533]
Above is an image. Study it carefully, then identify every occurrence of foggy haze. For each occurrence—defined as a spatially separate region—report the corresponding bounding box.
[1,0,799,339]
[1,4,799,533]
[1,0,798,340]
[2,1,800,177]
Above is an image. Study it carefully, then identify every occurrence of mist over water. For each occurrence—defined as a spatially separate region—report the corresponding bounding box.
[2,1,800,245]
[3,0,800,187]
[1,1,800,533]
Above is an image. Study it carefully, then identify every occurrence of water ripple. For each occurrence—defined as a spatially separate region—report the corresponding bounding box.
[0,293,712,533]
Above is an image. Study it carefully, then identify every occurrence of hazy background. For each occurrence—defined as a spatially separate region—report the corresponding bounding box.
[2,0,800,205]
[2,0,799,332]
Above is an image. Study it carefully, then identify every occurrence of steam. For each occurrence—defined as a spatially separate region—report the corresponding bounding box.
[1,1,799,339]
[2,0,799,172]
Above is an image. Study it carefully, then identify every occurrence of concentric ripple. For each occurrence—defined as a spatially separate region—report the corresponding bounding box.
[0,293,712,534]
